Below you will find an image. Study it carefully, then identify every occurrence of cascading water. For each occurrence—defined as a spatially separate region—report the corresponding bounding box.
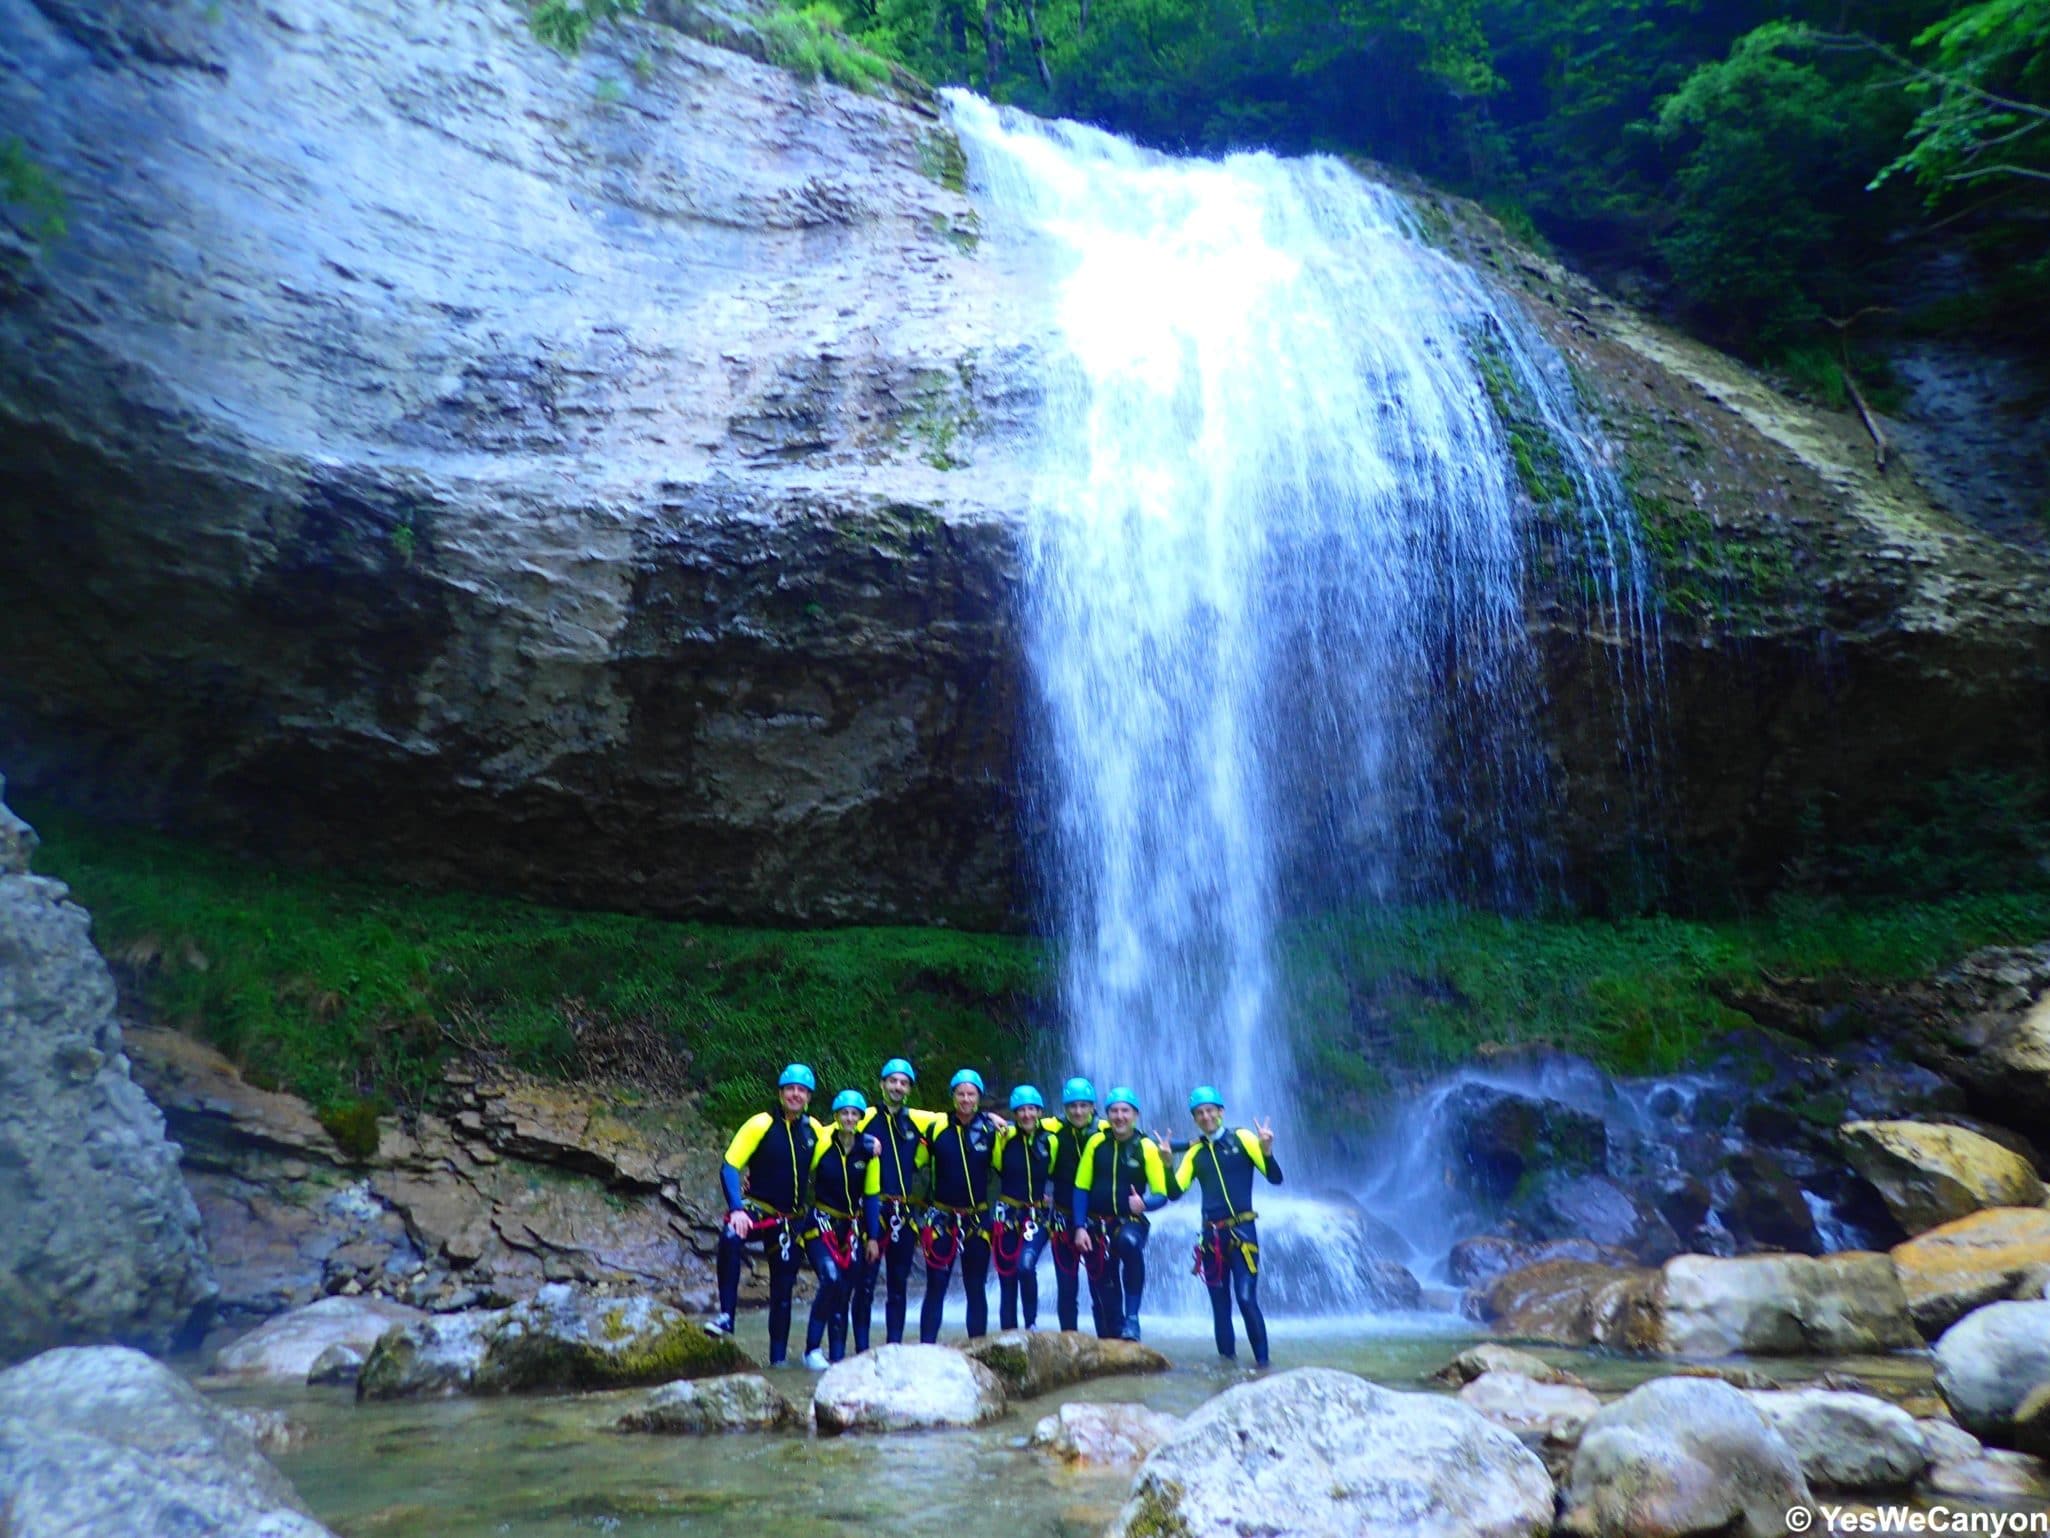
[947,96,1658,1316]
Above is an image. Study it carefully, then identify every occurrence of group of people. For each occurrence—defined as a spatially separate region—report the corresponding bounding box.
[703,1059,1283,1372]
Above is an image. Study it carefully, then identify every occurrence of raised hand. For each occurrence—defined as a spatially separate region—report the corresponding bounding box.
[1255,1116,1275,1152]
[1152,1129,1173,1158]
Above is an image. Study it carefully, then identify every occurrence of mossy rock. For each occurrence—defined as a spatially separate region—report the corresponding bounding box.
[470,1288,756,1394]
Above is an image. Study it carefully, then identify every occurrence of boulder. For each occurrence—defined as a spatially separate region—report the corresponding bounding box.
[1460,1370,1602,1478]
[1744,1389,1927,1491]
[1450,1235,1634,1288]
[961,1329,1167,1398]
[1890,1206,2050,1335]
[1659,1253,1918,1356]
[0,782,216,1362]
[1521,1173,1683,1264]
[210,1294,425,1383]
[0,1345,333,1537]
[1914,1417,1982,1468]
[1923,1448,2050,1502]
[1560,1376,1810,1538]
[1843,1119,2045,1234]
[813,1345,1006,1435]
[358,1287,754,1399]
[1030,1401,1180,1467]
[1712,1149,1823,1255]
[2018,1382,2050,1459]
[1358,1256,1427,1310]
[1110,1368,1553,1538]
[1481,1259,1660,1349]
[1432,1343,1586,1388]
[1441,1083,1609,1202]
[1935,1299,2050,1450]
[614,1374,798,1434]
[307,1344,365,1386]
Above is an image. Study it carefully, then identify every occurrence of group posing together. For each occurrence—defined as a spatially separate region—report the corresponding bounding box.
[703,1059,1283,1372]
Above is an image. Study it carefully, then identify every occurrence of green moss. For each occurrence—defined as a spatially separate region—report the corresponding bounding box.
[759,4,894,93]
[929,208,982,254]
[916,129,969,194]
[1621,466,1806,633]
[316,1098,385,1162]
[1123,1482,1193,1538]
[905,358,980,470]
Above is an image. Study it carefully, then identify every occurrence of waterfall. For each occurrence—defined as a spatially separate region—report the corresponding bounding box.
[947,97,1658,1312]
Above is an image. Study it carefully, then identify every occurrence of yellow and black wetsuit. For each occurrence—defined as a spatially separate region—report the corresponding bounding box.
[714,1109,823,1365]
[854,1101,945,1344]
[1071,1132,1169,1341]
[1047,1118,1105,1329]
[1170,1128,1283,1366]
[920,1110,1001,1342]
[805,1132,883,1360]
[991,1124,1056,1328]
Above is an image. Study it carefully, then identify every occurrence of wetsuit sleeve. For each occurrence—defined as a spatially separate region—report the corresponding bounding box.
[908,1107,949,1136]
[721,1113,773,1209]
[1237,1127,1283,1184]
[864,1192,882,1238]
[1071,1132,1103,1225]
[1140,1143,1169,1209]
[991,1127,1010,1173]
[810,1136,833,1174]
[1173,1145,1198,1197]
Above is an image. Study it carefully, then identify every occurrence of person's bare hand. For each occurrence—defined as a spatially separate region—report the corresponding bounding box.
[1126,1191,1146,1216]
[1074,1229,1094,1253]
[1255,1116,1275,1152]
[865,1239,880,1264]
[727,1211,753,1239]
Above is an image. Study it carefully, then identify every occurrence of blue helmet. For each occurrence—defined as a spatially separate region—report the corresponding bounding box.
[1061,1077,1097,1105]
[879,1057,916,1083]
[949,1068,986,1095]
[1009,1084,1045,1111]
[778,1063,817,1091]
[1188,1085,1225,1113]
[1104,1086,1140,1114]
[832,1088,868,1114]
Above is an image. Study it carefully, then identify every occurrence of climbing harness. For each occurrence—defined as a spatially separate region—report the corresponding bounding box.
[1050,1211,1081,1276]
[919,1203,984,1269]
[739,1201,795,1263]
[1192,1213,1259,1284]
[990,1200,1048,1279]
[813,1210,859,1272]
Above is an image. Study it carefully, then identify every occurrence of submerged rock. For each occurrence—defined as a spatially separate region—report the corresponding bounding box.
[1560,1377,1810,1538]
[1934,1298,2050,1451]
[1432,1343,1587,1388]
[813,1344,1006,1435]
[1842,1119,2045,1234]
[1745,1389,1927,1491]
[1111,1368,1553,1538]
[1659,1252,1918,1356]
[357,1310,501,1400]
[960,1329,1167,1398]
[614,1374,797,1435]
[1891,1205,2050,1335]
[1030,1401,1180,1468]
[0,782,215,1363]
[0,1346,333,1537]
[210,1294,425,1384]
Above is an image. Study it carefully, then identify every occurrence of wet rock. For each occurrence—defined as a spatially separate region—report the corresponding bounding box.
[1460,1371,1602,1479]
[1712,1148,1823,1255]
[1923,1447,2050,1502]
[1442,1083,1608,1202]
[1659,1253,1918,1357]
[1560,1377,1810,1538]
[1520,1173,1682,1264]
[0,784,215,1362]
[0,1346,332,1537]
[614,1374,797,1434]
[1481,1259,1660,1349]
[1030,1401,1180,1467]
[1451,1235,1634,1288]
[813,1344,1006,1435]
[1745,1389,1927,1491]
[1914,1417,1982,1468]
[306,1344,364,1386]
[357,1311,501,1400]
[1358,1256,1426,1310]
[1890,1206,2050,1335]
[961,1329,1167,1398]
[226,1406,312,1457]
[1842,1119,2045,1234]
[1111,1367,1553,1538]
[210,1294,425,1383]
[1934,1298,2050,1451]
[1432,1343,1587,1388]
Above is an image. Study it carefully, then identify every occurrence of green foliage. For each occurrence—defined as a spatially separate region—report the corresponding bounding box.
[0,137,68,242]
[1877,0,2050,206]
[529,0,644,55]
[26,807,1043,1129]
[1783,770,2050,897]
[317,1098,386,1162]
[762,3,896,91]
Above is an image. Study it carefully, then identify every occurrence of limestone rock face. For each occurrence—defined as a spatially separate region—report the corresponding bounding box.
[1842,1119,2045,1234]
[0,1346,334,1537]
[1030,1401,1180,1467]
[1560,1377,1810,1538]
[812,1344,1006,1435]
[1914,947,2050,1129]
[1110,1367,1554,1538]
[1934,1299,2050,1450]
[210,1294,425,1383]
[1891,1206,2050,1335]
[1658,1253,1918,1357]
[0,781,216,1364]
[960,1329,1168,1398]
[1744,1389,1928,1492]
[614,1374,797,1434]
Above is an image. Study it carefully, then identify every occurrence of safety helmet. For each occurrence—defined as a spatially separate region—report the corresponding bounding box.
[1104,1086,1140,1114]
[1061,1076,1097,1105]
[778,1063,817,1091]
[1188,1085,1226,1113]
[1009,1084,1045,1111]
[832,1089,869,1114]
[879,1057,916,1083]
[949,1068,986,1094]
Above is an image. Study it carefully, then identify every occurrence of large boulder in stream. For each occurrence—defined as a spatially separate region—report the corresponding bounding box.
[813,1344,1007,1435]
[210,1294,425,1383]
[1658,1252,1918,1356]
[1110,1367,1554,1538]
[614,1373,799,1435]
[1891,1205,2050,1335]
[1842,1119,2045,1234]
[0,1345,334,1537]
[0,779,216,1364]
[1560,1377,1810,1538]
[1480,1259,1661,1349]
[1745,1389,1928,1491]
[961,1328,1167,1398]
[1031,1402,1181,1468]
[1934,1298,2050,1452]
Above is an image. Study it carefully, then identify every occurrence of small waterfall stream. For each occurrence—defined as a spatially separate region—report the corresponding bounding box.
[948,97,1658,1314]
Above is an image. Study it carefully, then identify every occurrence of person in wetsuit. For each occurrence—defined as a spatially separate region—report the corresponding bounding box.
[1047,1077,1105,1332]
[854,1056,947,1345]
[707,1063,840,1366]
[1071,1087,1171,1341]
[802,1088,883,1367]
[990,1084,1055,1330]
[919,1068,1001,1343]
[1169,1085,1282,1369]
